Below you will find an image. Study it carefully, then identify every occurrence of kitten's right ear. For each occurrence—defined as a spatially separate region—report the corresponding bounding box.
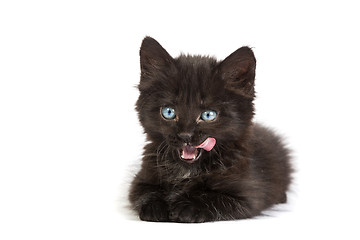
[139,37,174,75]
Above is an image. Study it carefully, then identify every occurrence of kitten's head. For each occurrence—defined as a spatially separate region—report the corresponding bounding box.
[136,37,256,170]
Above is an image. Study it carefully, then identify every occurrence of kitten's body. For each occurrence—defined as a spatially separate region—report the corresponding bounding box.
[129,37,292,222]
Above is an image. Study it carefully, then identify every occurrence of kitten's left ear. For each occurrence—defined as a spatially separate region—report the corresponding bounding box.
[219,47,256,98]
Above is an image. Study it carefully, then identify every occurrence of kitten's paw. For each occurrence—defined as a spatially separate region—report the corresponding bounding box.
[139,199,169,222]
[169,197,215,223]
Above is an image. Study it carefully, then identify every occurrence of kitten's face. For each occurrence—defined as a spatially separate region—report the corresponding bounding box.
[137,37,256,166]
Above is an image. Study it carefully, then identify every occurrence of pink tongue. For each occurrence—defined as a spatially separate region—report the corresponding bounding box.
[196,137,216,151]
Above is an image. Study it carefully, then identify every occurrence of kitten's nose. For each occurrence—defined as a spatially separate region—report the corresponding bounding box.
[178,132,193,143]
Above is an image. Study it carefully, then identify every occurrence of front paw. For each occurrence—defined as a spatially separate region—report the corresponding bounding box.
[139,199,169,222]
[169,196,216,223]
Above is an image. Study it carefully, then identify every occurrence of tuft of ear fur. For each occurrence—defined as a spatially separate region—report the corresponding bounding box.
[219,47,256,98]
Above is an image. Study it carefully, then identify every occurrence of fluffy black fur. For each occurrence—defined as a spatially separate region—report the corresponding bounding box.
[129,37,292,223]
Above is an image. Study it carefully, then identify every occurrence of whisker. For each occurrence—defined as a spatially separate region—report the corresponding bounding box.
[155,140,169,182]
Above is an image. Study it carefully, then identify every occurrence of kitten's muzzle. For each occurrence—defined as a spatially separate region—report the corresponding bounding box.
[178,137,216,163]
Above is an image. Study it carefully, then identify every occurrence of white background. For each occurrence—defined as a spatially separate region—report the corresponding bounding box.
[1,0,359,239]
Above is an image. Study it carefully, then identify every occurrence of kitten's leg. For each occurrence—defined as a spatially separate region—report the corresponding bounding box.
[129,181,169,222]
[168,191,256,223]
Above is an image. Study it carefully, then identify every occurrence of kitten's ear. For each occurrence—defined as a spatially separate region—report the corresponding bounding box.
[140,37,174,74]
[219,47,256,98]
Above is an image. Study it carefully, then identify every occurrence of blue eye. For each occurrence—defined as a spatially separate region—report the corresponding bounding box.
[161,107,176,120]
[201,110,217,121]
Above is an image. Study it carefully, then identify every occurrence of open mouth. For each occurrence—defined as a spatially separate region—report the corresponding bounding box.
[178,137,216,164]
[180,145,203,163]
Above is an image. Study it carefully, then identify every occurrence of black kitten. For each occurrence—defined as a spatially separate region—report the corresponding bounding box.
[129,37,292,223]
